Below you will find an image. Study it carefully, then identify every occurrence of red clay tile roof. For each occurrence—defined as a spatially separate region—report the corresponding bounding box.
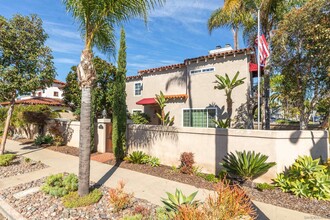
[53,79,66,85]
[0,97,65,107]
[126,75,142,81]
[184,48,252,63]
[164,94,188,100]
[138,63,185,75]
[134,48,253,76]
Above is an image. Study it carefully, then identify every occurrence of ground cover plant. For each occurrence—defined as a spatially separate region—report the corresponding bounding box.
[0,153,16,166]
[274,156,330,200]
[41,173,78,197]
[62,189,102,208]
[221,150,276,181]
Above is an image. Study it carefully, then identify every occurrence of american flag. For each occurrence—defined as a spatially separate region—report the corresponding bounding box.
[257,34,270,66]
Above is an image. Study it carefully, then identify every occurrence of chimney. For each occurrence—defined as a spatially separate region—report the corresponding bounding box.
[209,44,234,54]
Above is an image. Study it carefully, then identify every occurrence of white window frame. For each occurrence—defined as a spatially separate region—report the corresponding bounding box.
[182,107,217,128]
[190,67,215,75]
[132,109,143,114]
[134,82,143,96]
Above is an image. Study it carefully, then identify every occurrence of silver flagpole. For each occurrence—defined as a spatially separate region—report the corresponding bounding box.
[257,7,261,130]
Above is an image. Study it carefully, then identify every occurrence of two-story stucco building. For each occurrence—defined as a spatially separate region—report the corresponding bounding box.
[1,79,68,112]
[126,46,259,128]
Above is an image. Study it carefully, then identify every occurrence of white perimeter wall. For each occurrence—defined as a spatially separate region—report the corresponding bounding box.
[127,125,329,182]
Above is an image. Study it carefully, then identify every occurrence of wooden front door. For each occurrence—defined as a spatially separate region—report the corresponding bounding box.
[105,123,113,153]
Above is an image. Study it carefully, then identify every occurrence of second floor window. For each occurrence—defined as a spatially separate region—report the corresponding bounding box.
[54,92,59,97]
[134,82,142,96]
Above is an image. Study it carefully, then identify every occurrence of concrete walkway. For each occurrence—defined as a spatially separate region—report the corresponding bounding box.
[0,140,327,220]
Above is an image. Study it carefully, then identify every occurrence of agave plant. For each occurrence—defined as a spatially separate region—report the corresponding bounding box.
[213,118,230,128]
[124,151,149,164]
[161,189,199,213]
[220,150,276,181]
[274,156,330,200]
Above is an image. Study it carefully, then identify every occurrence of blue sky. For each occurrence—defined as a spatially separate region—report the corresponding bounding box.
[1,0,246,81]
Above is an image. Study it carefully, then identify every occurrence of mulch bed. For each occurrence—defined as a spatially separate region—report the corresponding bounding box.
[0,177,158,220]
[243,185,330,219]
[47,145,330,219]
[0,155,48,179]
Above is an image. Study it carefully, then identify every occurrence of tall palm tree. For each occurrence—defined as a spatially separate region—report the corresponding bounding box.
[208,0,252,50]
[214,71,246,127]
[63,0,165,197]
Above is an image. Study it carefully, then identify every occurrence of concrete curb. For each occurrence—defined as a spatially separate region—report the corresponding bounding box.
[0,197,25,220]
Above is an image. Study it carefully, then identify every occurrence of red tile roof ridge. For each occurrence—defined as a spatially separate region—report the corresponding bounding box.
[135,47,253,75]
[0,97,65,107]
[138,63,185,75]
[53,79,66,85]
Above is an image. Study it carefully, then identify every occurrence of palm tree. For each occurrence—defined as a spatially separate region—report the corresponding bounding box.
[208,0,252,50]
[214,71,246,127]
[63,0,165,197]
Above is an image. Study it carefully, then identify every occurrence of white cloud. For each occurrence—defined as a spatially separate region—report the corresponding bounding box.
[150,0,221,23]
[54,58,78,65]
[47,39,83,54]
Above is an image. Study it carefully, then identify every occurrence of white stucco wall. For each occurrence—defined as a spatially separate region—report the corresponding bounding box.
[127,125,329,182]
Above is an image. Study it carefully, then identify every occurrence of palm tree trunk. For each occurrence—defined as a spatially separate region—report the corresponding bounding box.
[77,49,95,197]
[0,95,16,155]
[227,96,233,127]
[232,27,239,50]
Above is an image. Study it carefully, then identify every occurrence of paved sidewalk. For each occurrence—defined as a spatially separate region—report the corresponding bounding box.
[0,140,326,220]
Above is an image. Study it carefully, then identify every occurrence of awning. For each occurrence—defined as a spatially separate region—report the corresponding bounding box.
[249,62,264,77]
[136,98,156,105]
[136,94,188,105]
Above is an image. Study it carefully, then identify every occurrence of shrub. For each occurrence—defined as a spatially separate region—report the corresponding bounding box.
[161,189,199,213]
[180,152,194,175]
[34,134,53,146]
[174,205,205,220]
[132,205,151,218]
[24,157,31,163]
[221,150,276,181]
[109,181,133,212]
[130,112,150,124]
[146,156,161,167]
[203,179,256,220]
[203,174,219,183]
[155,207,171,220]
[122,214,143,220]
[255,183,275,191]
[62,189,102,208]
[41,173,78,197]
[48,121,64,146]
[124,151,149,164]
[274,156,330,200]
[0,154,16,166]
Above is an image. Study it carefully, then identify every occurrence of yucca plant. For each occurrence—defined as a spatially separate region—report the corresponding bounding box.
[220,150,276,181]
[161,189,199,213]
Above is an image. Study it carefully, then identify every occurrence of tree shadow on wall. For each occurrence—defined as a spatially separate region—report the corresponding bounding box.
[289,130,329,161]
[233,91,255,129]
[127,124,178,151]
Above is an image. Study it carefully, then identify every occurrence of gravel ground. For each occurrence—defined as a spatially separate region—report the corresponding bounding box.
[0,177,159,220]
[0,155,48,178]
[0,213,7,220]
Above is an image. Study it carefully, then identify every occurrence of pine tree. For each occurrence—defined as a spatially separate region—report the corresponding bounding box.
[112,28,127,160]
